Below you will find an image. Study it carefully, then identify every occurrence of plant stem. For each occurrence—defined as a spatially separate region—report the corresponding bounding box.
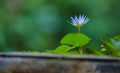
[77,27,83,54]
[79,47,83,54]
[78,27,80,33]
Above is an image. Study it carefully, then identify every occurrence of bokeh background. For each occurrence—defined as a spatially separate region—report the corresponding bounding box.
[0,0,120,52]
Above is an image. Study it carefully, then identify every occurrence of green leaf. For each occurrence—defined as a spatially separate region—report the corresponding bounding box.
[60,33,90,47]
[85,48,104,56]
[65,49,79,54]
[54,45,74,54]
[101,38,117,56]
[111,39,120,50]
[116,51,120,57]
[114,35,120,40]
[112,35,120,50]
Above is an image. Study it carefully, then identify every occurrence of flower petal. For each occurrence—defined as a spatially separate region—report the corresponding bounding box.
[70,17,77,26]
[69,14,89,26]
[78,15,84,24]
[75,16,79,23]
[83,18,90,24]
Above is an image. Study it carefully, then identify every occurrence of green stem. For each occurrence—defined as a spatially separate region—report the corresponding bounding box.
[77,27,83,54]
[78,27,80,33]
[79,47,83,54]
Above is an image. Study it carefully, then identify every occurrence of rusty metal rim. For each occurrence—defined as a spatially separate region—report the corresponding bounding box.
[0,52,120,62]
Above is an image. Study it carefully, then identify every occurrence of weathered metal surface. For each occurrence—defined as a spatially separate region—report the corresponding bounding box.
[0,52,120,73]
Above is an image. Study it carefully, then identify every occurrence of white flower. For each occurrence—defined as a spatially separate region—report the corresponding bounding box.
[70,15,89,28]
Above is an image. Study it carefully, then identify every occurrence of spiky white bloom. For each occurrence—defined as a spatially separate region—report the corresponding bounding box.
[70,15,89,28]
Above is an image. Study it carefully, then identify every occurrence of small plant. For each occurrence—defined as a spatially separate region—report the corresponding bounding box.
[45,14,120,57]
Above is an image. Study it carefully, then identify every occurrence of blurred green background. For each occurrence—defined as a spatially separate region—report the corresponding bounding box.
[0,0,120,52]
